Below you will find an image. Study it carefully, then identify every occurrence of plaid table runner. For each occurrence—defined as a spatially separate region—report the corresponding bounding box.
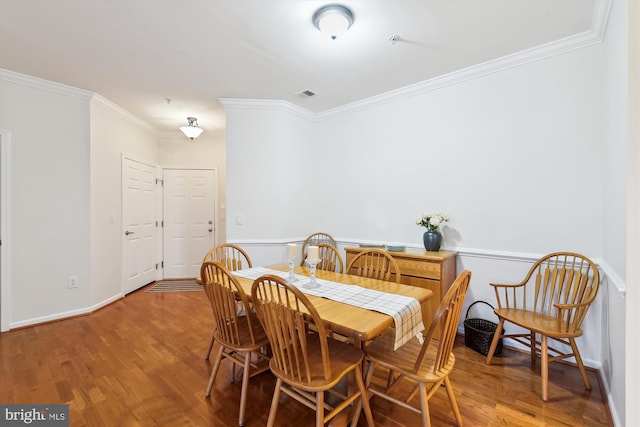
[233,267,424,349]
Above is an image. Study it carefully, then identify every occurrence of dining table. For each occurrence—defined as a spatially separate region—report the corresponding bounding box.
[232,264,433,345]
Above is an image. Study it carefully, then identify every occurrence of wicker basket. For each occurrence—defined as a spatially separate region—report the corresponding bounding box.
[463,301,503,356]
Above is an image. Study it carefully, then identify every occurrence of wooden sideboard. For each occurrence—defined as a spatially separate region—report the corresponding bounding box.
[344,247,458,330]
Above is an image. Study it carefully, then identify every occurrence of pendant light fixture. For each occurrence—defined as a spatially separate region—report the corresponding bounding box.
[180,117,204,141]
[312,4,354,40]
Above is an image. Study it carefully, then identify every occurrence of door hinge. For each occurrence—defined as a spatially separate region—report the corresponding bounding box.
[161,220,164,227]
[161,261,164,268]
[156,178,164,186]
[155,263,159,270]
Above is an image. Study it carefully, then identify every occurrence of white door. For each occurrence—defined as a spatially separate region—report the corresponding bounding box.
[163,169,216,279]
[122,158,157,294]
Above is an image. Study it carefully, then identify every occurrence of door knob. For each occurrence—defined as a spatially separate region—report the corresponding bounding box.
[125,231,135,235]
[208,228,213,232]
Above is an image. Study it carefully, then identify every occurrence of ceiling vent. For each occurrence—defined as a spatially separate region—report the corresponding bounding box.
[297,89,317,98]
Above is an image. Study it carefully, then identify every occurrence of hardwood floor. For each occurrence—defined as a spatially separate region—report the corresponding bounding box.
[0,284,612,426]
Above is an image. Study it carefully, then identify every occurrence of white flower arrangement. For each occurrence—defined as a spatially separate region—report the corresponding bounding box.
[416,212,449,232]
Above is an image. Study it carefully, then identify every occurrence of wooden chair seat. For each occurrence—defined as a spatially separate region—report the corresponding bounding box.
[269,337,363,390]
[364,328,456,382]
[494,308,584,339]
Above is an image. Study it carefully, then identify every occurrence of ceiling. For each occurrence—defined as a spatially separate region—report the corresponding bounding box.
[0,0,598,137]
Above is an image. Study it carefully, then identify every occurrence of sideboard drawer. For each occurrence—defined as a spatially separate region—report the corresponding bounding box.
[394,257,441,279]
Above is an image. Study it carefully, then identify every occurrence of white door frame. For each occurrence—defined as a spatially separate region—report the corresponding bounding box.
[0,131,12,331]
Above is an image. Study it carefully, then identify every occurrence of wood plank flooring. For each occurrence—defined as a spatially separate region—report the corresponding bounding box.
[0,284,612,426]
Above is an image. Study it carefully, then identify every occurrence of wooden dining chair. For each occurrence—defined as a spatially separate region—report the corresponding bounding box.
[301,243,344,273]
[251,274,375,427]
[201,243,253,359]
[361,270,471,427]
[200,261,270,427]
[346,248,401,283]
[300,232,337,266]
[485,252,600,401]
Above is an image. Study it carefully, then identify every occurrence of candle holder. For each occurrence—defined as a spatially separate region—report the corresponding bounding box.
[303,258,320,289]
[286,256,298,282]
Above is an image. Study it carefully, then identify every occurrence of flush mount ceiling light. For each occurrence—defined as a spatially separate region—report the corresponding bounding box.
[179,117,204,141]
[312,4,354,40]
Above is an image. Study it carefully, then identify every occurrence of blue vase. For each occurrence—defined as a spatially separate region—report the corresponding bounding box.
[423,230,442,252]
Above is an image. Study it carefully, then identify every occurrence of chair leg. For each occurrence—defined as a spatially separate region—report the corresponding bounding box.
[238,352,252,426]
[350,366,375,427]
[418,382,431,427]
[266,378,282,427]
[485,318,505,364]
[206,344,225,396]
[386,370,396,389]
[531,331,537,362]
[443,376,462,426]
[541,335,549,401]
[569,337,592,390]
[364,358,375,389]
[204,331,215,360]
[316,391,325,427]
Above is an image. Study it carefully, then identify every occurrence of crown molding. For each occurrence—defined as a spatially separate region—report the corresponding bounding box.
[317,0,612,119]
[219,98,315,121]
[0,68,94,100]
[222,0,613,121]
[0,68,159,133]
[91,94,157,132]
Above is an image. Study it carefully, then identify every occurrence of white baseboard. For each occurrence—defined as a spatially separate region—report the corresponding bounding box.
[9,293,124,330]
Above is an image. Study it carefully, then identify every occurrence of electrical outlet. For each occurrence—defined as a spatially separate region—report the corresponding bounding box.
[68,276,79,289]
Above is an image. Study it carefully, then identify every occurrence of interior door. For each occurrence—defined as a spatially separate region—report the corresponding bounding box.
[122,158,157,294]
[163,169,216,279]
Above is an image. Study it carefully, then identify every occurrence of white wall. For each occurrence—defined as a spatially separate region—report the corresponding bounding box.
[313,50,604,254]
[224,12,628,424]
[599,1,629,425]
[0,73,92,326]
[0,70,164,328]
[225,40,608,356]
[226,48,606,258]
[624,0,640,425]
[225,105,315,243]
[0,69,228,330]
[90,96,160,306]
